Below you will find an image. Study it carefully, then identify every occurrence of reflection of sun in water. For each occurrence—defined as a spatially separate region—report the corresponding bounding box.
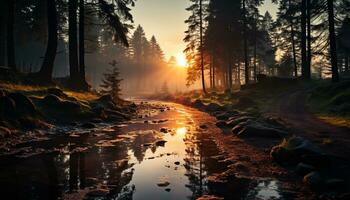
[176,54,188,68]
[176,127,187,136]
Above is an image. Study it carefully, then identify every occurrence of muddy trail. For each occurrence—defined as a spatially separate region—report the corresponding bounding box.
[0,101,298,200]
[266,89,350,160]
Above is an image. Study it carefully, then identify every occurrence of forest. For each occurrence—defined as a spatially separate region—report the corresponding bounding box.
[0,0,350,200]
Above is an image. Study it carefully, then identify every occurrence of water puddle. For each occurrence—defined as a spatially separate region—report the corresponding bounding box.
[0,102,288,200]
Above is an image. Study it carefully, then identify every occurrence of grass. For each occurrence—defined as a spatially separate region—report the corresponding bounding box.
[0,81,98,102]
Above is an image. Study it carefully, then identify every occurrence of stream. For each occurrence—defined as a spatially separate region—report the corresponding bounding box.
[0,101,287,200]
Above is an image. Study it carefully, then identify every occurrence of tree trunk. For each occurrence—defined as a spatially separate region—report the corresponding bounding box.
[243,0,249,84]
[301,0,308,79]
[288,0,298,77]
[79,0,88,90]
[199,0,207,94]
[327,0,339,82]
[39,0,58,82]
[6,0,15,71]
[212,55,216,89]
[306,0,312,78]
[69,0,79,84]
[0,10,6,67]
[228,58,232,92]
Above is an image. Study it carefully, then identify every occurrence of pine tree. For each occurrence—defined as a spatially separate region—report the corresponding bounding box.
[100,61,123,102]
[184,0,209,94]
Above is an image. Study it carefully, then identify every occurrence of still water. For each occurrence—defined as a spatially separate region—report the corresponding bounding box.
[0,102,285,200]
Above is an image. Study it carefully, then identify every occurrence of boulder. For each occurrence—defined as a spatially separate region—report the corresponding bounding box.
[155,140,167,147]
[231,121,248,134]
[301,154,330,170]
[236,121,288,138]
[43,94,61,105]
[226,116,254,128]
[47,88,67,98]
[81,122,96,129]
[18,117,49,129]
[216,120,227,128]
[0,126,11,138]
[303,171,323,190]
[271,137,326,166]
[0,96,16,118]
[296,162,315,176]
[60,100,81,111]
[215,112,231,121]
[8,92,37,115]
[205,103,222,112]
[97,95,116,109]
[192,99,204,108]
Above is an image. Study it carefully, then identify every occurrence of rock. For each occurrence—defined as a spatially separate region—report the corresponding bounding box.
[0,96,16,118]
[199,124,208,129]
[18,117,49,129]
[226,116,254,128]
[47,88,67,98]
[60,100,81,111]
[271,137,325,166]
[325,179,346,190]
[0,126,11,138]
[193,99,204,108]
[296,163,315,176]
[97,95,116,109]
[231,121,249,134]
[215,112,231,120]
[8,92,37,115]
[157,181,170,187]
[303,171,323,190]
[271,145,299,165]
[43,94,61,105]
[236,121,288,138]
[215,120,227,128]
[205,103,222,112]
[301,154,330,170]
[91,118,103,124]
[160,128,168,133]
[81,122,96,129]
[155,140,167,147]
[232,162,249,172]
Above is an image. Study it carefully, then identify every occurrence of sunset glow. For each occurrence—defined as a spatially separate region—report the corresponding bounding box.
[177,54,188,67]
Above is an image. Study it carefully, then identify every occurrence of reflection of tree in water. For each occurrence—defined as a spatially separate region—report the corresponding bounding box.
[128,130,160,162]
[183,129,226,200]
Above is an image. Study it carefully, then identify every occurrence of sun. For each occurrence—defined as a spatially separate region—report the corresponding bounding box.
[176,54,188,67]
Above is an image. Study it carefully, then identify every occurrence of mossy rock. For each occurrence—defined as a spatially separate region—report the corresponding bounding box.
[43,94,61,105]
[18,117,49,130]
[0,96,16,118]
[0,126,12,138]
[7,92,37,116]
[47,88,68,98]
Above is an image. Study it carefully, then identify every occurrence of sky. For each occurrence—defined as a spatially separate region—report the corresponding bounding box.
[131,0,278,61]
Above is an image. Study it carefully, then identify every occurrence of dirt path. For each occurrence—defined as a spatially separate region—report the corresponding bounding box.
[265,89,350,160]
